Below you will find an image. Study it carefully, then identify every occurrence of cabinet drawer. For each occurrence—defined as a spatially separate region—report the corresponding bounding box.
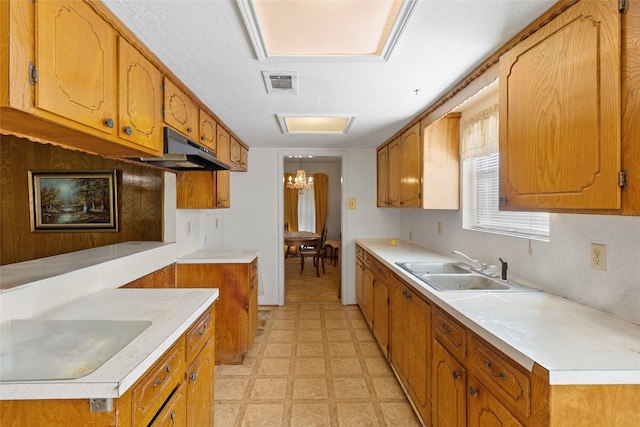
[432,308,466,360]
[372,259,389,283]
[133,336,186,427]
[186,307,213,364]
[363,251,375,270]
[150,383,186,426]
[468,335,530,418]
[356,245,364,261]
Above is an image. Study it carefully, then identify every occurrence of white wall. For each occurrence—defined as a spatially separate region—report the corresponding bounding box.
[399,209,640,324]
[175,147,400,306]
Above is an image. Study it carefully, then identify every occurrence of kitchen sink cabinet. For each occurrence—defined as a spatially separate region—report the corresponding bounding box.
[377,115,460,209]
[389,273,431,425]
[499,0,623,213]
[177,258,258,365]
[432,340,466,427]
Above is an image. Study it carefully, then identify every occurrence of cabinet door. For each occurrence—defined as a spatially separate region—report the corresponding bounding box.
[499,0,621,211]
[185,340,214,427]
[388,137,402,207]
[372,278,389,357]
[230,137,242,167]
[362,267,374,328]
[390,275,407,379]
[198,110,217,152]
[405,285,430,423]
[401,123,422,207]
[151,384,186,427]
[467,378,524,427]
[216,125,231,208]
[355,258,364,305]
[422,114,460,210]
[432,340,466,427]
[163,78,198,138]
[118,37,163,154]
[240,146,249,170]
[377,145,389,207]
[176,171,215,209]
[36,0,116,135]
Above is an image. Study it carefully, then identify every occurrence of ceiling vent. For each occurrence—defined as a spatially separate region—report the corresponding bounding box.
[262,71,297,94]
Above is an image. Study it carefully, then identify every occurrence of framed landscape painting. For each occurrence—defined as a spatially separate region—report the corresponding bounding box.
[28,170,119,232]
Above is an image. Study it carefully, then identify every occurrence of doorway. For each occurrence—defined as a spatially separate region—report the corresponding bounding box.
[283,155,342,304]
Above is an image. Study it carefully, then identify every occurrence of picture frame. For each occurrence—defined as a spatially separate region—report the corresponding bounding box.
[28,170,119,232]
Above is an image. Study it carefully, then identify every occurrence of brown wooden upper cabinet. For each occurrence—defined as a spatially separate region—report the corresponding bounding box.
[499,0,622,212]
[36,0,117,137]
[118,37,163,152]
[198,109,217,152]
[163,78,199,139]
[229,137,249,171]
[215,125,231,208]
[377,115,460,209]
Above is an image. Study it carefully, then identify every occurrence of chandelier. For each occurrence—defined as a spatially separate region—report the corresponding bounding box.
[286,168,313,194]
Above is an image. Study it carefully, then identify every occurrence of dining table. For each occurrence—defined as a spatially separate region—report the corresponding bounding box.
[284,230,320,258]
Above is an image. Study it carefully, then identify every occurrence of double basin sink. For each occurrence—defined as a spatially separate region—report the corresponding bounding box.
[396,262,535,292]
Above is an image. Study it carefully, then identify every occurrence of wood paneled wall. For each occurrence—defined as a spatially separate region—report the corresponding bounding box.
[0,135,164,265]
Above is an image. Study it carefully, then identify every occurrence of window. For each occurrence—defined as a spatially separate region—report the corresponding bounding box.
[461,100,549,240]
[297,188,316,232]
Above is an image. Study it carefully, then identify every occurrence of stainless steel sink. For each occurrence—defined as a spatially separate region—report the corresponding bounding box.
[396,262,471,275]
[396,261,536,292]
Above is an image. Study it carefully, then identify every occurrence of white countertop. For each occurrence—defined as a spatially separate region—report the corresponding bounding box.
[177,249,259,264]
[0,288,218,400]
[356,239,640,385]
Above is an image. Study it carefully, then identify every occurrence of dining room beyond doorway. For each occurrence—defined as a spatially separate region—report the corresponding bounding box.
[283,156,342,304]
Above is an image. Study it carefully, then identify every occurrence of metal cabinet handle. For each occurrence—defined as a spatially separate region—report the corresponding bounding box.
[440,321,453,335]
[197,322,207,335]
[153,365,171,387]
[452,370,461,380]
[124,126,132,135]
[484,360,506,378]
[104,118,114,128]
[170,410,176,427]
[187,127,193,133]
[469,386,478,397]
[189,371,198,382]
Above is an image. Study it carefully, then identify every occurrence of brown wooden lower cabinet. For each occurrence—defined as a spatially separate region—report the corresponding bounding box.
[355,247,640,427]
[177,258,258,364]
[0,304,216,427]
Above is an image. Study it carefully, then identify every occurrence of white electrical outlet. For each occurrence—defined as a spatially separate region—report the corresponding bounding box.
[590,243,606,271]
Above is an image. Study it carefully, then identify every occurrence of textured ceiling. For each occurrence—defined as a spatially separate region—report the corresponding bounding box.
[103,0,556,149]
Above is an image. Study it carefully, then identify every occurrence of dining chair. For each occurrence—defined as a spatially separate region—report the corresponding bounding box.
[300,226,327,277]
[324,239,340,266]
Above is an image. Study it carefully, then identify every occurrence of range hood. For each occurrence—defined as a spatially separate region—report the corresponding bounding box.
[129,127,231,171]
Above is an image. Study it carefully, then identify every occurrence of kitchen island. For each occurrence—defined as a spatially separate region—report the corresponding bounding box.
[0,242,219,426]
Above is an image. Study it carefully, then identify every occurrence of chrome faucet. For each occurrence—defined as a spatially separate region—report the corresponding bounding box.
[452,250,484,271]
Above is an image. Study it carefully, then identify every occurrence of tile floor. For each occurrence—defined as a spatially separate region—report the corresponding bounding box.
[214,303,422,426]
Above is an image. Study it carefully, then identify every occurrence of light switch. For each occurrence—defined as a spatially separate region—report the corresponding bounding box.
[348,198,357,209]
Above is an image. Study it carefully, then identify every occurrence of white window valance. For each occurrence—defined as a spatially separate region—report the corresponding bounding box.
[461,104,499,160]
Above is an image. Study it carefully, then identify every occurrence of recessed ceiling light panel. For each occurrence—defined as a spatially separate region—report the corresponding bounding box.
[238,0,417,62]
[277,115,356,135]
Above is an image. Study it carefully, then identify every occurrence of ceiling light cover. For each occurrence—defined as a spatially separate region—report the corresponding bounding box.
[238,0,417,61]
[277,115,356,134]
